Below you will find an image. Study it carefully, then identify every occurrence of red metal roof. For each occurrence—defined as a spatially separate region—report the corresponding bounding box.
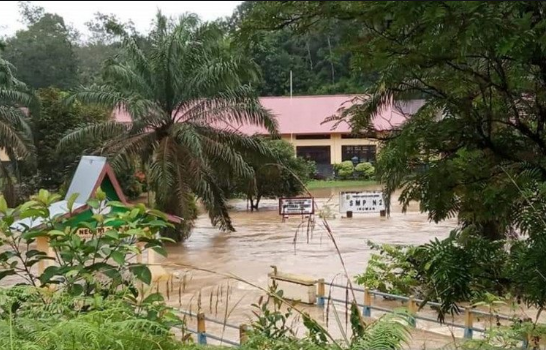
[113,95,412,135]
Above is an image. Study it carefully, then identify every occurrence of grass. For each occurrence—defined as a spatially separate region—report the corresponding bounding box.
[306,180,377,190]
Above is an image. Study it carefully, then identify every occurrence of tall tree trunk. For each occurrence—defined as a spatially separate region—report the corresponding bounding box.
[327,36,335,84]
[248,194,255,212]
[254,194,262,210]
[306,39,313,70]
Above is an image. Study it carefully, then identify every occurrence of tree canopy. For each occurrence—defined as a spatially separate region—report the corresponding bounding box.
[3,2,79,89]
[33,88,109,190]
[230,138,315,210]
[228,1,373,96]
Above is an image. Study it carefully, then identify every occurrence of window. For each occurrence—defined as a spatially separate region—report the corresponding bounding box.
[295,134,331,140]
[296,146,331,165]
[342,145,376,163]
[341,132,376,139]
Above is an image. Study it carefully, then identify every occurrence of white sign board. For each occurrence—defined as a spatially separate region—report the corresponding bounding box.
[279,197,314,216]
[339,191,385,213]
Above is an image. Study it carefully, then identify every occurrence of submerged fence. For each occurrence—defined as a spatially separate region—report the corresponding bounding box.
[319,280,514,340]
[163,269,523,347]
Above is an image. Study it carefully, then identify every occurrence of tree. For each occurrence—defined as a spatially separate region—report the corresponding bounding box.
[33,88,109,190]
[234,139,315,210]
[76,12,141,86]
[0,50,37,205]
[231,1,372,96]
[60,12,278,235]
[242,1,546,239]
[3,2,79,89]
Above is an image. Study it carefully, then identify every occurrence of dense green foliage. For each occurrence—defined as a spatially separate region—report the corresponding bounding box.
[229,1,374,96]
[357,232,510,320]
[32,88,109,190]
[354,162,375,180]
[3,3,79,89]
[231,139,315,210]
[0,288,188,350]
[0,191,188,350]
[333,161,354,180]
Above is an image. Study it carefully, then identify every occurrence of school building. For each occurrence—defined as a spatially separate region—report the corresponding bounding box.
[235,95,421,176]
[114,95,421,176]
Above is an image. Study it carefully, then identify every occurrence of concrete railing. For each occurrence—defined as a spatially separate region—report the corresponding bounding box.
[267,268,516,341]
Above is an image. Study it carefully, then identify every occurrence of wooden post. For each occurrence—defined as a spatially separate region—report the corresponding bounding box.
[36,236,53,275]
[464,308,473,339]
[239,324,248,344]
[136,242,144,264]
[363,288,372,317]
[197,313,207,344]
[317,279,325,307]
[270,265,278,276]
[408,296,417,327]
[148,247,156,265]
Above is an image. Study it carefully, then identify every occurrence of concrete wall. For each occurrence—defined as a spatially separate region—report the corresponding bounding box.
[281,133,379,164]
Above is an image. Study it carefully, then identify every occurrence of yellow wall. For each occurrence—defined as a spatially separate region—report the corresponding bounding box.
[281,133,379,164]
[0,149,9,162]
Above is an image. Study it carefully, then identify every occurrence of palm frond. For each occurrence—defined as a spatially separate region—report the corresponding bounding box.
[0,105,33,138]
[0,88,35,107]
[102,60,154,98]
[176,88,278,134]
[58,121,130,152]
[0,118,34,159]
[195,170,234,231]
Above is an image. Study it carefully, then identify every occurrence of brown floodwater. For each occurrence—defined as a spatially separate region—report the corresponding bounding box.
[160,184,463,346]
[165,185,454,293]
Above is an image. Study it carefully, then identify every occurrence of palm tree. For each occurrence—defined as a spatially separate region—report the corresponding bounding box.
[60,13,277,235]
[0,51,36,205]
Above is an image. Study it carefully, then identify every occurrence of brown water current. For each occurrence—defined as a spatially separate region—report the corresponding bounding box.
[159,185,463,346]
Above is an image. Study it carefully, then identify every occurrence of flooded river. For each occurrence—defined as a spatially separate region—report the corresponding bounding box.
[160,184,459,346]
[164,185,454,294]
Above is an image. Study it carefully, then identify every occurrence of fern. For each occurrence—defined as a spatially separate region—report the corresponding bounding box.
[0,291,186,350]
[352,313,411,350]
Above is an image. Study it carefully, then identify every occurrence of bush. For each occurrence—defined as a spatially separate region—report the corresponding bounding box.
[333,161,355,180]
[0,288,186,350]
[355,162,375,179]
[116,163,143,200]
[0,189,172,293]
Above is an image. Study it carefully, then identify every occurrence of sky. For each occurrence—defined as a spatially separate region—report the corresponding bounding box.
[0,1,242,37]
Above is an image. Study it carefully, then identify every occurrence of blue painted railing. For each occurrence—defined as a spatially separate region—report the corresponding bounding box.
[322,281,515,340]
[178,309,242,346]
